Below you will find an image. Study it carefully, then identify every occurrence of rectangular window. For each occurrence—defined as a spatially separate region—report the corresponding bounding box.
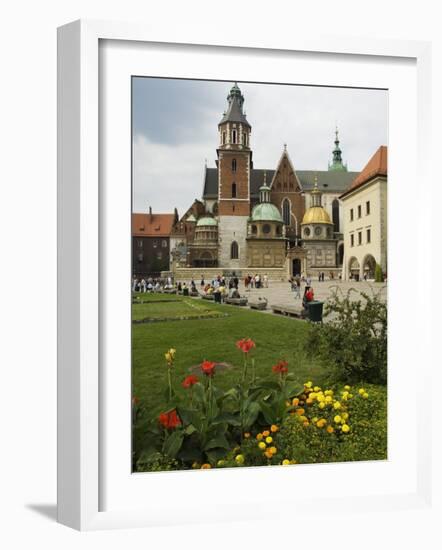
[358,231,362,245]
[350,234,354,247]
[350,209,354,221]
[162,240,168,248]
[358,205,362,218]
[366,201,371,215]
[367,228,371,243]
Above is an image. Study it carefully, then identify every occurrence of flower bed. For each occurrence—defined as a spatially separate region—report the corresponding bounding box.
[133,340,387,472]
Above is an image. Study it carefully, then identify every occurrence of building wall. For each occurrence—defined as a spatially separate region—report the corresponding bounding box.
[341,177,387,279]
[132,236,170,276]
[218,215,248,267]
[218,150,251,216]
[246,239,286,268]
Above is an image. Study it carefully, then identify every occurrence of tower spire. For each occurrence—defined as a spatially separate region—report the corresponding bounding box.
[328,126,347,172]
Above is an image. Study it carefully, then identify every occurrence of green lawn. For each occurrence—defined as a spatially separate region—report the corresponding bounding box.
[132,298,222,321]
[132,295,328,417]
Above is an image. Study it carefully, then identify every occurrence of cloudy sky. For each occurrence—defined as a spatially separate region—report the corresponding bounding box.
[132,78,388,215]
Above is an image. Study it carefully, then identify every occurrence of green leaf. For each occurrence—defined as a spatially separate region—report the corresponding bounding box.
[162,430,185,458]
[204,434,231,451]
[259,400,277,425]
[212,412,241,426]
[243,401,260,429]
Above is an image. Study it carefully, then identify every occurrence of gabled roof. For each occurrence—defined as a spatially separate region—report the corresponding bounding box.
[202,167,359,198]
[340,145,387,198]
[269,147,302,191]
[132,212,175,237]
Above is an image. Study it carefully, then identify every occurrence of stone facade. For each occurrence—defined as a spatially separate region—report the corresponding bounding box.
[218,215,248,268]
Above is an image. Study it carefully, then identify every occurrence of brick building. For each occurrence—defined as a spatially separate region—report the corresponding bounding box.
[132,208,177,277]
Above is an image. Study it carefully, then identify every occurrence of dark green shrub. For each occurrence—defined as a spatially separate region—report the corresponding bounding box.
[304,286,387,384]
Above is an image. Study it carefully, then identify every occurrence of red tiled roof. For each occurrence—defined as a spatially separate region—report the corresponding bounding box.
[340,145,387,198]
[132,212,175,237]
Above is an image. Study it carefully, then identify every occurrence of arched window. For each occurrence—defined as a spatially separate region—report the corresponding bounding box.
[282,198,291,225]
[332,199,340,232]
[232,129,237,144]
[231,182,237,198]
[232,159,237,172]
[230,241,239,260]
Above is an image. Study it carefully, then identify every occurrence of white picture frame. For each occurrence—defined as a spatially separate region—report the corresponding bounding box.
[57,19,433,531]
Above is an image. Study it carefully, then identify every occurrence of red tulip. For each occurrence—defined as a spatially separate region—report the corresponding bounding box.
[182,374,199,388]
[201,360,216,377]
[158,409,181,429]
[272,360,289,375]
[236,338,256,354]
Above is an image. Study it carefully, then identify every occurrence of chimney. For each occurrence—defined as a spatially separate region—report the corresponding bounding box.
[149,206,153,222]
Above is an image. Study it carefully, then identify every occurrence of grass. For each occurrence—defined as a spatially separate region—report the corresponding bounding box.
[132,298,222,321]
[132,294,328,418]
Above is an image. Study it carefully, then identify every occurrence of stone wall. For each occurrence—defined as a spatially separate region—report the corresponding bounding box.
[218,215,248,268]
[169,266,289,282]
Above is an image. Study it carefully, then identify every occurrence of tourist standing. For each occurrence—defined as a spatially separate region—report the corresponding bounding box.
[263,274,269,288]
[294,276,301,299]
[140,278,147,293]
[132,276,138,292]
[200,276,205,287]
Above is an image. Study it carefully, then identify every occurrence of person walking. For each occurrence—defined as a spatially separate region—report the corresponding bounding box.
[263,274,269,288]
[294,276,301,299]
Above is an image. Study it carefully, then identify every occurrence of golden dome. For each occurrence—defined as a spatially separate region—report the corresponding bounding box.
[301,206,332,225]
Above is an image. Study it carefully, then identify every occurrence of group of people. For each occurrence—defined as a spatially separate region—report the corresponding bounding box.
[289,275,315,312]
[132,275,173,293]
[244,273,268,290]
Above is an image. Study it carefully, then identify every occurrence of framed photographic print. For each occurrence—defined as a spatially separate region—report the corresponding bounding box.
[57,19,432,530]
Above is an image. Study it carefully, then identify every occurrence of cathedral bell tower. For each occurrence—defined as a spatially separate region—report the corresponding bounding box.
[217,83,252,267]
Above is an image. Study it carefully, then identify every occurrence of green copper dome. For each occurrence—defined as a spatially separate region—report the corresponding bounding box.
[196,216,218,227]
[251,203,283,223]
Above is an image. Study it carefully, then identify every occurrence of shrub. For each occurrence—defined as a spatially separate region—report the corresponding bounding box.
[375,264,384,282]
[304,286,387,384]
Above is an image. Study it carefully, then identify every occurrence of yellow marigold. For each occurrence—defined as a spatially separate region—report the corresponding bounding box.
[235,454,245,464]
[333,401,342,410]
[299,416,308,423]
[344,385,351,391]
[270,424,279,433]
[334,415,342,424]
[342,412,349,420]
[258,441,266,450]
[262,430,270,437]
[316,419,327,428]
[358,388,366,395]
[264,450,273,459]
[217,459,226,466]
[327,426,334,434]
[256,433,263,441]
[309,392,317,399]
[342,424,350,433]
[324,390,333,396]
[201,463,211,469]
[319,402,326,409]
[348,393,354,398]
[292,398,299,406]
[316,394,325,402]
[296,408,305,415]
[265,436,273,444]
[306,398,313,405]
[325,396,333,403]
[312,417,318,423]
[244,432,251,438]
[282,459,291,465]
[303,421,309,427]
[269,446,277,455]
[304,381,313,388]
[314,386,321,392]
[362,393,369,399]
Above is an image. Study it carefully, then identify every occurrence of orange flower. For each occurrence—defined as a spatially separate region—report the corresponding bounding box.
[182,374,199,388]
[272,360,289,375]
[158,409,181,429]
[201,360,216,377]
[236,338,256,354]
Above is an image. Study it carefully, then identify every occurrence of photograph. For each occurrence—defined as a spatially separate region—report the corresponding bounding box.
[131,77,388,473]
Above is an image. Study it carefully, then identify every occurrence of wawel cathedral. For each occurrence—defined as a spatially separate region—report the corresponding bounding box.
[169,82,360,279]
